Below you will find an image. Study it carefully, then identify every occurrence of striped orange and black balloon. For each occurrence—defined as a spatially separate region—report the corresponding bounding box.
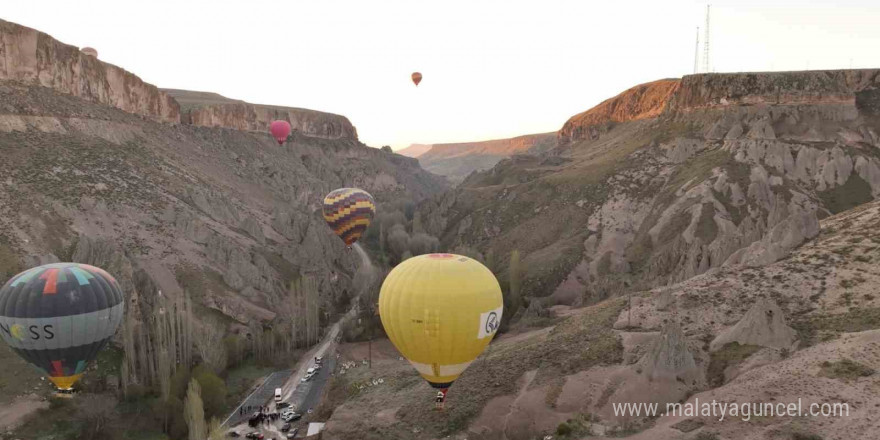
[322,188,376,247]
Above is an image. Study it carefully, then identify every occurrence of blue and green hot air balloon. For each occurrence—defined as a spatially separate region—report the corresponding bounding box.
[0,263,124,390]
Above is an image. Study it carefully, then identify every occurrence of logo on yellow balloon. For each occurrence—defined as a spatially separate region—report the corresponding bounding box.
[9,324,25,341]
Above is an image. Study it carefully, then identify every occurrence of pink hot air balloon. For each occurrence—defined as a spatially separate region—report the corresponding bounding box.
[270,120,291,145]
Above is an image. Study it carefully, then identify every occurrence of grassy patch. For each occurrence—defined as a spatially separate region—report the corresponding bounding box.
[12,398,85,440]
[818,173,873,214]
[707,343,762,387]
[221,359,275,413]
[791,307,880,346]
[819,359,875,381]
[554,413,594,438]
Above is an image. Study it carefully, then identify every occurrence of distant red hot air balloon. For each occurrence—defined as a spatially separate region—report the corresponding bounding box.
[270,120,291,145]
[412,72,422,86]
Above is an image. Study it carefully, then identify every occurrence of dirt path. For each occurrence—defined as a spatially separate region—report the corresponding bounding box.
[0,394,48,430]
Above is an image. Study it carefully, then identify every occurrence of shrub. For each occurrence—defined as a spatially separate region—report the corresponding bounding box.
[192,366,227,418]
[556,422,573,436]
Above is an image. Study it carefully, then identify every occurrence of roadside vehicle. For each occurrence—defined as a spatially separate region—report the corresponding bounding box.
[275,388,283,402]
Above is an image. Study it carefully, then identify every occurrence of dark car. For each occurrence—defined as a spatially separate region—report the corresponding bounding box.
[277,402,290,409]
[227,431,240,438]
[245,433,264,440]
[281,423,291,432]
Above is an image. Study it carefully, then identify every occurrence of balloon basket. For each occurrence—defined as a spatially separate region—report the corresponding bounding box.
[54,388,76,399]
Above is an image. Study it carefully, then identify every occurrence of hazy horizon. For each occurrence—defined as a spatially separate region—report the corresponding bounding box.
[5,0,880,149]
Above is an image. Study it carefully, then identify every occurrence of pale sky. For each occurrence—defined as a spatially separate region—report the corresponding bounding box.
[5,1,880,149]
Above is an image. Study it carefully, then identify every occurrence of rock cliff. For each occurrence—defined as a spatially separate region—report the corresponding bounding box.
[164,89,358,141]
[558,79,679,143]
[0,19,179,123]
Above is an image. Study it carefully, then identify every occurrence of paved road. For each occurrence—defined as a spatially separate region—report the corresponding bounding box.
[287,357,336,414]
[223,369,293,427]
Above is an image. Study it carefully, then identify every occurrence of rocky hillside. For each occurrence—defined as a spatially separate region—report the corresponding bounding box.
[416,132,557,183]
[0,19,446,331]
[417,69,880,307]
[321,193,880,440]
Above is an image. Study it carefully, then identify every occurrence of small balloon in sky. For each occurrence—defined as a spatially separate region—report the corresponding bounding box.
[412,72,422,86]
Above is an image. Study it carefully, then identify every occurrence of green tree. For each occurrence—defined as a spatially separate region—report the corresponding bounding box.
[192,365,227,418]
[509,250,522,310]
[208,418,226,440]
[152,396,187,439]
[501,250,524,331]
[184,379,206,440]
[170,366,191,400]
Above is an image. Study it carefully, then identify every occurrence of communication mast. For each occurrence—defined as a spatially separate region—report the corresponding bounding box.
[693,27,700,74]
[703,5,711,73]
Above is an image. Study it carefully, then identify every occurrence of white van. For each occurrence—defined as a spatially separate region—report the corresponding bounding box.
[275,388,283,402]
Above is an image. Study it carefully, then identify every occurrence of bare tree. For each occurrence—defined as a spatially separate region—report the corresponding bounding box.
[184,379,207,440]
[121,309,138,396]
[194,317,228,374]
[78,395,115,440]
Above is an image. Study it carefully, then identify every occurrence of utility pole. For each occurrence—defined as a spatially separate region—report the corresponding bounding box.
[693,27,700,74]
[703,4,711,74]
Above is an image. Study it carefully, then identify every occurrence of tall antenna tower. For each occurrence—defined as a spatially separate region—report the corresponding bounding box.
[693,27,700,74]
[703,5,711,73]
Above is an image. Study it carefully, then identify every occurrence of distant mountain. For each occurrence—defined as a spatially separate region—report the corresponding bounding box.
[396,143,433,158]
[417,132,557,182]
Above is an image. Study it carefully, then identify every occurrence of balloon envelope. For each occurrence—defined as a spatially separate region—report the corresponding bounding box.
[0,263,124,390]
[379,254,502,392]
[322,188,376,246]
[412,72,422,86]
[270,120,291,145]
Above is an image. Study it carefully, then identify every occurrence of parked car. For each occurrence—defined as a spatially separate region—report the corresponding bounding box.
[227,431,240,437]
[285,428,299,439]
[315,356,323,364]
[277,402,290,409]
[282,412,302,422]
[245,433,264,440]
[281,423,291,432]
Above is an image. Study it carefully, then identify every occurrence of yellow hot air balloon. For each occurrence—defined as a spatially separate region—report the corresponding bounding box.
[379,254,503,405]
